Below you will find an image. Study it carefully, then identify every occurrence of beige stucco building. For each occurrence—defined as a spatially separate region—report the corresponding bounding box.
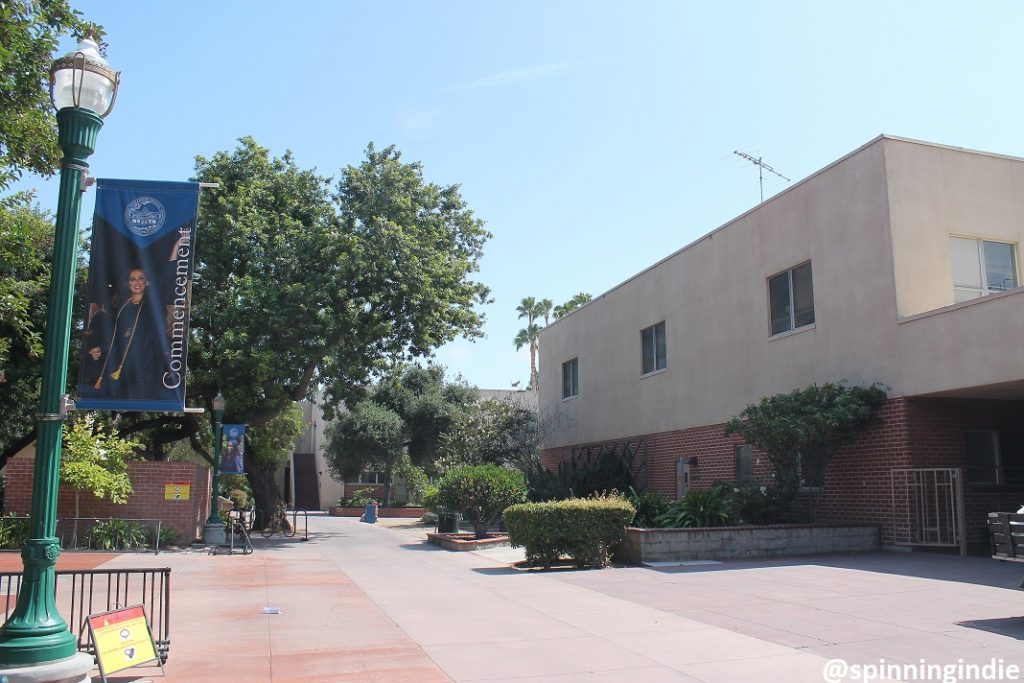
[539,135,1024,552]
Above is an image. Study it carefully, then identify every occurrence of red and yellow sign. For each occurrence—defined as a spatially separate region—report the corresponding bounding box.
[164,481,190,500]
[88,605,159,676]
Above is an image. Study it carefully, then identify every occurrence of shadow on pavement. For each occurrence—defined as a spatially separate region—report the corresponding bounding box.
[960,616,1024,640]
[640,551,1024,590]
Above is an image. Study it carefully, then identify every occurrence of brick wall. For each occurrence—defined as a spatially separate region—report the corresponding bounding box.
[541,396,1024,553]
[5,453,211,544]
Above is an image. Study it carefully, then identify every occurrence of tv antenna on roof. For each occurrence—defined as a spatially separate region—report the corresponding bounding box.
[734,151,791,203]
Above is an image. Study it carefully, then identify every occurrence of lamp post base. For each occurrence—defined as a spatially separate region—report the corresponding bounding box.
[0,651,94,683]
[201,522,225,546]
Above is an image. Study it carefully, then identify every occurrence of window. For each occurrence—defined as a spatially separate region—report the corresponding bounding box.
[966,431,1024,487]
[768,262,815,335]
[641,322,666,375]
[561,358,578,399]
[735,445,754,483]
[951,237,1018,302]
[357,471,383,484]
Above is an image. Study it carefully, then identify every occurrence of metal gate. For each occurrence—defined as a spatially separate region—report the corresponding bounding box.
[890,468,966,555]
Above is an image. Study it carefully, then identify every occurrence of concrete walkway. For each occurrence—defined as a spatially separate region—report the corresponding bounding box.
[28,516,1024,682]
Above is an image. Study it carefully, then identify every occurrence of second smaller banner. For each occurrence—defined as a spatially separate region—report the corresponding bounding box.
[221,424,246,474]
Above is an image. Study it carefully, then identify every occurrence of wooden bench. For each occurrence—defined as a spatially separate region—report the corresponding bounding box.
[988,512,1024,588]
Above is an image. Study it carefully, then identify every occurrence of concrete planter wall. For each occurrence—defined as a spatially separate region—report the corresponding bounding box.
[618,524,880,564]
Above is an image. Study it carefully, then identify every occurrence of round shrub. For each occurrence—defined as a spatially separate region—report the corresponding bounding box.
[504,496,635,569]
[436,464,527,539]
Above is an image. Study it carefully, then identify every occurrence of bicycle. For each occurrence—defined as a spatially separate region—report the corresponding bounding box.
[260,506,296,538]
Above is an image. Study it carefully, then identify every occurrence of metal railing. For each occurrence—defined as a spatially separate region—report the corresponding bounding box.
[0,567,171,662]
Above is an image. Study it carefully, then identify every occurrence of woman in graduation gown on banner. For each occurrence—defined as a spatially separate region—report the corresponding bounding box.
[90,267,166,400]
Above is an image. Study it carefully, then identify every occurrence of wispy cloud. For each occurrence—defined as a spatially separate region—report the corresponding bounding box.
[444,61,583,93]
[394,105,443,135]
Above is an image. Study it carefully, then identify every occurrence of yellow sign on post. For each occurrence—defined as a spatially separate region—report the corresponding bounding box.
[87,604,162,682]
[165,481,190,500]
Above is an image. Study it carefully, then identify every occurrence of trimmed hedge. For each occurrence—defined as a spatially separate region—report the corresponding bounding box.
[503,497,635,569]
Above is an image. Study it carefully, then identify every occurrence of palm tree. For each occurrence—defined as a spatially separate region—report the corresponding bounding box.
[553,292,592,319]
[513,323,541,389]
[514,296,547,390]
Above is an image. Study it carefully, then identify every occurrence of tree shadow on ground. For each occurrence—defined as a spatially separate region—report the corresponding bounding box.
[634,551,1024,590]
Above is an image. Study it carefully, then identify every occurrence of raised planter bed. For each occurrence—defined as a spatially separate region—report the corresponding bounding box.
[426,532,510,551]
[618,523,880,564]
[328,506,427,519]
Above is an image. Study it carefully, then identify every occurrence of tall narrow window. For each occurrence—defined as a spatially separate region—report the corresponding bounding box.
[561,358,578,399]
[641,322,666,375]
[768,262,815,335]
[951,236,1018,302]
[735,445,753,483]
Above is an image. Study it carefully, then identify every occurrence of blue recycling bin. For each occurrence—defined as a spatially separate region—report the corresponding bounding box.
[363,502,378,524]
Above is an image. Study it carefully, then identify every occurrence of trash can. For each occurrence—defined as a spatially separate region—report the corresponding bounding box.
[437,509,461,533]
[363,501,378,524]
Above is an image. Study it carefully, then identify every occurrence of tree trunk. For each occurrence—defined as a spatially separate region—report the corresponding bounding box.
[529,341,539,390]
[247,464,282,532]
[382,459,394,507]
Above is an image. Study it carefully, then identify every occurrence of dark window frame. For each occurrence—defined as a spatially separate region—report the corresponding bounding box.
[768,261,815,336]
[641,321,667,375]
[965,430,1024,488]
[561,357,579,399]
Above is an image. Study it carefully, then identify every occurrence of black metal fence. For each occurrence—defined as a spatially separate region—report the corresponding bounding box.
[0,567,171,662]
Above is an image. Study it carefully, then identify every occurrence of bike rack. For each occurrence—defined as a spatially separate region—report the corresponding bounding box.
[289,508,310,541]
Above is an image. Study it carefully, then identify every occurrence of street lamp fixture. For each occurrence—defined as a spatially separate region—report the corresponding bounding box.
[203,393,227,544]
[0,36,119,668]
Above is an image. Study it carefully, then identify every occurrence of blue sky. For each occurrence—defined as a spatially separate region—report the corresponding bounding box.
[16,1,1024,390]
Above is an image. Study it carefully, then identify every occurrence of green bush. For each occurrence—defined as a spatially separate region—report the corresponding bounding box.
[339,487,378,507]
[559,451,632,498]
[0,514,30,549]
[88,519,148,550]
[656,485,734,528]
[227,488,249,510]
[421,484,439,511]
[144,525,181,548]
[504,495,635,569]
[627,486,667,528]
[436,464,527,539]
[722,482,786,525]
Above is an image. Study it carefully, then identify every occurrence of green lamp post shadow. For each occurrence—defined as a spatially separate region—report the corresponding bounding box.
[202,393,227,545]
[0,37,120,667]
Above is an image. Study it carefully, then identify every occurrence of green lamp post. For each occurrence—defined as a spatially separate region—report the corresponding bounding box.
[202,393,226,544]
[0,36,120,666]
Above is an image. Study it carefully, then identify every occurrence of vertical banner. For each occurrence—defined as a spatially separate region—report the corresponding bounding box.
[76,179,200,412]
[221,424,247,474]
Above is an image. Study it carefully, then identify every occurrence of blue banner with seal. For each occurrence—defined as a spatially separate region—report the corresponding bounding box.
[220,424,247,474]
[76,179,200,412]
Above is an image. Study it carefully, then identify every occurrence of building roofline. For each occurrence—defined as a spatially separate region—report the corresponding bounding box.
[544,134,1024,331]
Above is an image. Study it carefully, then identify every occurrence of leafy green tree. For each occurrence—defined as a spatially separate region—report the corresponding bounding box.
[324,401,404,504]
[0,0,103,190]
[154,138,491,522]
[436,464,527,539]
[724,381,887,502]
[324,364,478,504]
[0,194,52,457]
[61,416,139,522]
[0,193,90,465]
[438,397,539,471]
